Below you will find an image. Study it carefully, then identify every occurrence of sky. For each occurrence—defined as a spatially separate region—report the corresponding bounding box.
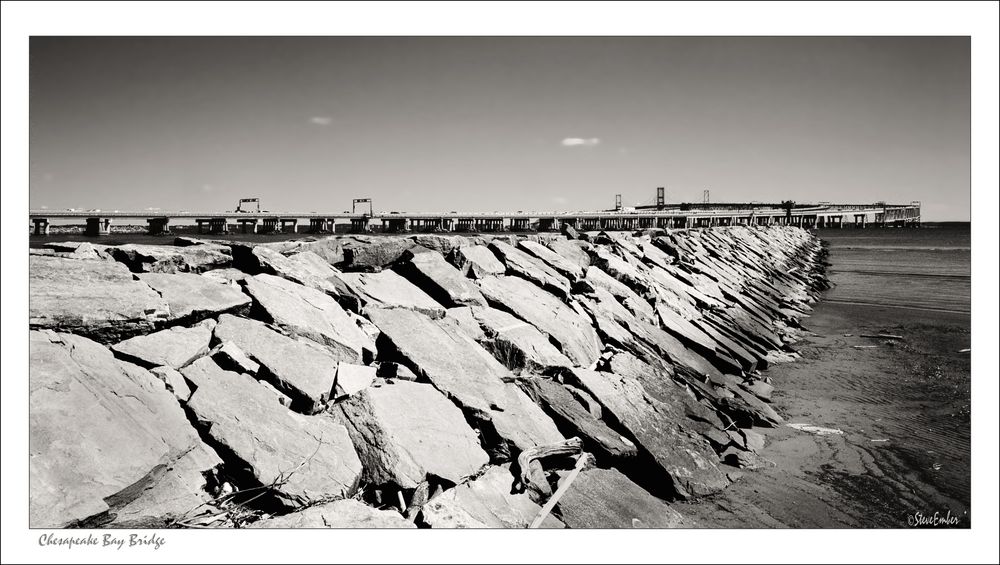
[29,37,971,220]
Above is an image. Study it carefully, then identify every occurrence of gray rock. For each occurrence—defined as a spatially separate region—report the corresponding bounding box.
[555,467,690,528]
[478,276,601,366]
[584,266,656,324]
[183,357,363,507]
[342,239,417,272]
[365,307,564,458]
[422,466,564,528]
[295,238,346,265]
[546,238,592,270]
[200,268,249,285]
[214,314,345,412]
[520,377,638,460]
[444,306,487,341]
[470,306,572,373]
[334,380,489,488]
[335,362,377,397]
[396,251,487,308]
[29,331,220,527]
[29,256,169,343]
[105,243,231,274]
[339,270,446,319]
[250,499,414,528]
[488,240,570,298]
[251,247,344,298]
[450,245,506,279]
[242,274,372,360]
[375,361,420,382]
[138,272,251,323]
[150,366,193,402]
[407,234,468,256]
[211,340,261,375]
[111,324,212,369]
[517,240,584,280]
[569,368,729,498]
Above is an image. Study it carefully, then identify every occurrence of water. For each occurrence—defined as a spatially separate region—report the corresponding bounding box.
[815,223,971,313]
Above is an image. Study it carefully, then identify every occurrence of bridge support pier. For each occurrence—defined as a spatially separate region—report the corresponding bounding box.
[33,218,50,236]
[196,218,227,234]
[237,219,258,233]
[308,218,333,233]
[146,217,170,235]
[85,217,112,236]
[510,218,530,231]
[351,218,370,233]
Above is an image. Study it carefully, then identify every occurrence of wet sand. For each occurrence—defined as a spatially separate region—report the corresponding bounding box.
[679,300,971,528]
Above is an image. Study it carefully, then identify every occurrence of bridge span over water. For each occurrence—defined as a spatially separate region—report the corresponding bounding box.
[29,202,921,236]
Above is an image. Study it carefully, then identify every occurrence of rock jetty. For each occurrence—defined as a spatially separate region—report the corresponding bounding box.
[28,226,827,528]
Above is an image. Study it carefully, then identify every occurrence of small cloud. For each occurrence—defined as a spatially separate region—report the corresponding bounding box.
[551,196,568,205]
[40,205,48,209]
[561,137,600,147]
[201,184,215,193]
[309,116,333,126]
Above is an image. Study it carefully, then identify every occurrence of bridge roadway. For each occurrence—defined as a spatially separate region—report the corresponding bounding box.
[28,202,921,236]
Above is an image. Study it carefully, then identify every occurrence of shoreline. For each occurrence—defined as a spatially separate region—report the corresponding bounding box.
[679,297,971,528]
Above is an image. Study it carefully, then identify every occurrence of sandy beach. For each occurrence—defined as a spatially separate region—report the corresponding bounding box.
[680,297,971,528]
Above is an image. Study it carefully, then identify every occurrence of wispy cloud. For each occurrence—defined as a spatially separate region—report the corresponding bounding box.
[561,137,600,147]
[309,116,333,126]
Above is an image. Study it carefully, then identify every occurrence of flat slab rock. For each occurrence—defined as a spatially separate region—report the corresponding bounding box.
[182,357,363,507]
[365,307,564,459]
[250,498,414,528]
[397,251,487,308]
[334,380,490,488]
[339,269,446,319]
[469,306,572,373]
[111,323,213,369]
[555,467,690,528]
[138,272,251,323]
[421,466,564,528]
[29,330,220,528]
[520,377,638,460]
[251,247,344,298]
[478,275,601,366]
[106,243,231,274]
[29,255,169,343]
[451,245,506,279]
[488,240,571,298]
[243,273,372,360]
[570,368,729,499]
[341,238,419,272]
[517,239,584,280]
[214,314,347,413]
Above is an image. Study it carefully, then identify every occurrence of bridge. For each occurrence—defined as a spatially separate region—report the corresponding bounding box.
[28,201,921,236]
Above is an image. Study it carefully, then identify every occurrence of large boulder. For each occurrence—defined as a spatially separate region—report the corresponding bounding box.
[545,238,591,270]
[106,243,231,274]
[477,276,601,367]
[517,239,584,280]
[584,266,656,324]
[555,467,689,528]
[250,499,414,528]
[365,308,564,458]
[341,239,418,272]
[334,380,490,488]
[111,323,213,369]
[395,251,487,308]
[450,245,507,279]
[468,306,572,373]
[182,358,363,507]
[407,234,468,256]
[421,466,564,528]
[214,314,347,413]
[242,274,372,361]
[338,270,446,319]
[250,247,344,298]
[520,377,638,460]
[138,272,251,323]
[569,368,729,499]
[29,331,220,528]
[487,240,570,298]
[29,255,169,343]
